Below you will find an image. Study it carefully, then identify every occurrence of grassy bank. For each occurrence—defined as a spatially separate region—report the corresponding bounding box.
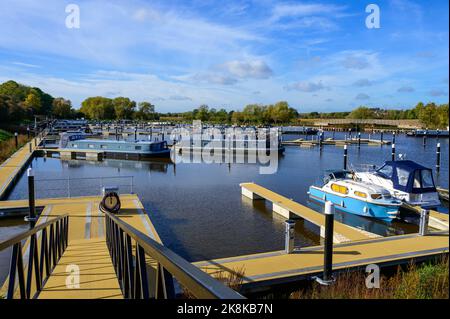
[290,257,448,299]
[0,130,31,164]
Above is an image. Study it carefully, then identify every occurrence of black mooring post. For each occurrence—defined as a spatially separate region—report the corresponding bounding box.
[358,132,361,148]
[392,131,396,144]
[14,132,18,148]
[135,128,137,141]
[391,144,396,161]
[27,126,30,138]
[380,131,384,144]
[27,168,36,229]
[436,142,441,172]
[323,201,334,282]
[343,145,348,170]
[29,143,32,153]
[423,135,426,148]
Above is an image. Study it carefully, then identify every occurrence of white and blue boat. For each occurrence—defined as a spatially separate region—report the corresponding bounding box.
[308,170,402,222]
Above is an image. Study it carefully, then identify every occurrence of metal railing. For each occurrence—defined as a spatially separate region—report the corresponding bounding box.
[34,176,134,198]
[103,210,245,299]
[0,215,69,299]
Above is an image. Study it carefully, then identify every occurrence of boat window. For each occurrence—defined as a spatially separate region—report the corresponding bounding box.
[421,170,435,188]
[135,146,142,150]
[413,171,421,188]
[101,145,107,149]
[354,191,367,198]
[88,144,95,148]
[377,164,393,178]
[371,193,382,200]
[396,167,410,186]
[331,183,348,195]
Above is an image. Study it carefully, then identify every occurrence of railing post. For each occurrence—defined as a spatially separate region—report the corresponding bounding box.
[419,209,429,236]
[391,143,396,161]
[284,220,295,254]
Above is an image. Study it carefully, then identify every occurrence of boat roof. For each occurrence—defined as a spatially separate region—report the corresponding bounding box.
[73,139,165,145]
[381,160,430,172]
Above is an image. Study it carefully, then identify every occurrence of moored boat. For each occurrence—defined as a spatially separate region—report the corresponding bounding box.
[308,170,402,222]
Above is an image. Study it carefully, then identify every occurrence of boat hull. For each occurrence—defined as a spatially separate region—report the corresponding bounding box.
[309,186,399,222]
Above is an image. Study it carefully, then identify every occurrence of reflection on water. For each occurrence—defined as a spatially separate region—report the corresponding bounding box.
[3,132,449,264]
[0,219,28,284]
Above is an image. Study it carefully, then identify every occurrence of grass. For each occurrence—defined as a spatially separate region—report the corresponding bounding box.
[290,256,449,299]
[181,266,245,298]
[0,130,31,164]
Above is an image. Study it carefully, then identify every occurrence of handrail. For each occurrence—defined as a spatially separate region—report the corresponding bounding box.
[103,209,245,299]
[0,214,69,299]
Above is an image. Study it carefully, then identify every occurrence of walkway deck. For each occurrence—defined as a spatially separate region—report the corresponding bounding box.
[194,231,449,293]
[240,183,380,243]
[0,138,40,199]
[0,194,161,299]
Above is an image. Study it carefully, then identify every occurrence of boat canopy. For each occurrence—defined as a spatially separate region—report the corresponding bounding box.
[375,160,436,194]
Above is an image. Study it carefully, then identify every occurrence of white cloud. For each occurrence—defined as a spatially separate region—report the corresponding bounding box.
[284,81,325,92]
[355,93,370,100]
[271,3,344,21]
[397,86,415,93]
[353,79,372,87]
[221,60,273,79]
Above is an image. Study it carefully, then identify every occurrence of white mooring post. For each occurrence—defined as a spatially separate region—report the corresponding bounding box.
[419,209,429,236]
[285,220,296,254]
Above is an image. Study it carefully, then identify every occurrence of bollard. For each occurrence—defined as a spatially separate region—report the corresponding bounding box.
[419,209,429,236]
[285,220,296,254]
[391,144,395,161]
[27,126,30,138]
[332,129,335,140]
[423,135,426,148]
[380,131,384,144]
[392,131,396,144]
[14,132,18,148]
[322,201,335,283]
[343,145,348,170]
[27,168,36,229]
[29,143,32,153]
[436,143,441,172]
[358,132,361,148]
[135,128,137,141]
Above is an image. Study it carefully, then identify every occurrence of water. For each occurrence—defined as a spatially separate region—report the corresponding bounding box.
[2,132,449,266]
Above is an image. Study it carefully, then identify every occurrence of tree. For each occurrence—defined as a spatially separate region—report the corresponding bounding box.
[113,97,136,120]
[135,102,156,120]
[418,103,439,128]
[347,106,375,119]
[23,90,42,114]
[52,98,73,118]
[80,97,115,120]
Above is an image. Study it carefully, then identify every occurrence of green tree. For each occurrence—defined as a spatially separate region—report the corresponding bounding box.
[23,90,42,114]
[348,106,375,119]
[135,101,156,120]
[52,98,73,118]
[113,97,136,120]
[80,97,115,120]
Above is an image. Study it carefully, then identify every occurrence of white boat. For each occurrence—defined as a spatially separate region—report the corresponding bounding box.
[309,170,402,222]
[355,160,441,208]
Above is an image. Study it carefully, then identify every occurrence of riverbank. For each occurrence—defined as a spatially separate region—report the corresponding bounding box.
[290,257,448,299]
[0,131,30,164]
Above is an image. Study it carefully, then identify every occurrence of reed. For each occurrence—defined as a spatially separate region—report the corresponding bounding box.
[0,133,31,164]
[290,256,448,299]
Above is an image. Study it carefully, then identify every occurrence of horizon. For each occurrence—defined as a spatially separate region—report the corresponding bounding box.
[0,0,449,112]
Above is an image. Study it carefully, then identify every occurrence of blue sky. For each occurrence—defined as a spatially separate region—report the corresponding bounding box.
[0,0,448,112]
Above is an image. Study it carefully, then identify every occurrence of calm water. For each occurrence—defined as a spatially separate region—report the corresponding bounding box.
[2,132,449,267]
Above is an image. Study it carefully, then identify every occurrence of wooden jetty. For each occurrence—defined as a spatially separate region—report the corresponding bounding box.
[282,138,391,147]
[194,231,448,293]
[437,187,449,202]
[240,183,380,243]
[0,137,41,200]
[39,148,104,161]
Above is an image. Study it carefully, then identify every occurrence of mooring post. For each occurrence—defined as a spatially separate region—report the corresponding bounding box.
[285,220,295,254]
[29,142,32,153]
[27,126,30,138]
[391,143,395,161]
[27,168,36,229]
[392,131,396,144]
[358,132,361,148]
[343,145,348,170]
[134,127,137,141]
[332,128,335,140]
[419,209,429,236]
[436,143,441,172]
[380,131,384,144]
[14,132,18,148]
[423,135,426,148]
[322,201,335,284]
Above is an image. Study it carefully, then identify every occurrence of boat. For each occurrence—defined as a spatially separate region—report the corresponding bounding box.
[308,170,402,222]
[59,132,170,158]
[406,129,449,137]
[355,160,441,208]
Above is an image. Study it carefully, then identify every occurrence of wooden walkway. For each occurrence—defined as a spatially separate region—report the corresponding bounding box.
[240,183,380,243]
[0,138,40,199]
[194,231,449,292]
[0,194,161,299]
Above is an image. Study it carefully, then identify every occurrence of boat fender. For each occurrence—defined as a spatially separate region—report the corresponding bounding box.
[363,206,368,214]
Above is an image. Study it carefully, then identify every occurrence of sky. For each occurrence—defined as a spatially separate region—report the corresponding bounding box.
[0,0,448,112]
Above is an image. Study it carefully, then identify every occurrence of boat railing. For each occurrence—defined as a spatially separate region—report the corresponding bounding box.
[33,176,134,198]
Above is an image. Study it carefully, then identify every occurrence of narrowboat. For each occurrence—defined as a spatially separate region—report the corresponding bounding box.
[308,170,402,222]
[355,160,441,208]
[59,132,170,158]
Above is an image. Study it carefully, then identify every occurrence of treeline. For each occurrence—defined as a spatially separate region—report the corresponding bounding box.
[347,103,449,128]
[80,97,157,121]
[0,80,77,123]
